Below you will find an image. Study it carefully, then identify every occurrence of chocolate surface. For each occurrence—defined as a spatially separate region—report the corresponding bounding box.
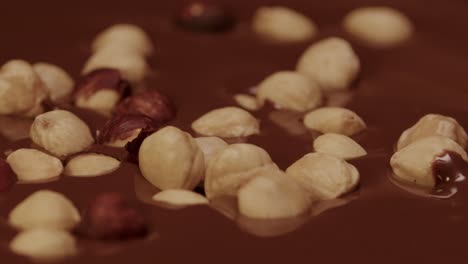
[1,0,468,263]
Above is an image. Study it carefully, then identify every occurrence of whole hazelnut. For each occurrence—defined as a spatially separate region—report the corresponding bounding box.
[98,114,161,148]
[303,107,366,136]
[78,192,148,240]
[33,62,74,103]
[0,158,16,192]
[115,89,176,124]
[6,148,63,183]
[176,1,236,33]
[313,133,367,160]
[74,68,131,114]
[30,110,95,157]
[92,24,153,57]
[138,126,205,190]
[64,153,120,177]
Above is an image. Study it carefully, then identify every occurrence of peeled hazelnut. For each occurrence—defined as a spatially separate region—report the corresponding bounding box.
[9,190,80,230]
[253,6,317,43]
[33,62,74,103]
[0,60,48,116]
[78,192,148,240]
[192,107,260,138]
[397,114,467,151]
[10,228,77,261]
[238,170,311,219]
[343,7,413,48]
[6,148,63,183]
[234,94,261,111]
[30,110,94,157]
[296,37,360,91]
[0,158,16,192]
[257,71,322,112]
[303,107,366,136]
[313,133,367,160]
[92,24,153,56]
[138,126,205,190]
[64,153,120,177]
[176,1,235,33]
[152,189,209,208]
[98,114,161,147]
[74,68,131,114]
[82,48,148,84]
[390,136,468,188]
[195,136,228,168]
[286,153,360,200]
[204,143,277,199]
[115,89,176,124]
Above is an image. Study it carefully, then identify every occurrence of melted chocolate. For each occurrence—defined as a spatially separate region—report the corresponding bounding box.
[1,0,468,263]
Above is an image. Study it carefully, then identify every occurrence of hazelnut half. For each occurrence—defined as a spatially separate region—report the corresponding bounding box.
[313,133,367,160]
[138,126,205,190]
[152,189,209,208]
[33,62,74,103]
[92,24,153,57]
[6,148,63,183]
[30,110,94,157]
[64,153,120,177]
[303,107,366,136]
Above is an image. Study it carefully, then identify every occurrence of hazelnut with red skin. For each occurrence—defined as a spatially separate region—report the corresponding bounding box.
[77,192,148,240]
[0,158,16,192]
[175,1,235,33]
[115,89,176,124]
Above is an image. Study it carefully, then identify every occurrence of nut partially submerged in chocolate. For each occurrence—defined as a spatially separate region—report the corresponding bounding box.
[176,1,236,33]
[6,148,63,183]
[303,107,366,136]
[33,62,74,103]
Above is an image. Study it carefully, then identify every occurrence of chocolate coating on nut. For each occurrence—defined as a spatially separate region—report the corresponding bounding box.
[175,1,235,32]
[98,114,161,145]
[0,158,16,192]
[74,68,131,101]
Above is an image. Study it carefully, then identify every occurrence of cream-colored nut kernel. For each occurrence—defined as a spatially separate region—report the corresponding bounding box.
[33,63,74,102]
[139,126,205,190]
[76,89,121,115]
[195,137,228,168]
[238,170,311,219]
[205,143,277,199]
[397,114,467,151]
[286,153,359,200]
[234,94,261,111]
[82,48,148,84]
[30,110,94,157]
[6,148,63,183]
[313,133,367,160]
[64,153,120,177]
[192,107,260,138]
[296,37,360,91]
[390,136,468,188]
[92,24,153,56]
[303,107,366,136]
[152,189,209,207]
[257,71,322,112]
[10,228,77,261]
[9,190,80,230]
[253,6,317,43]
[343,7,413,48]
[0,60,48,116]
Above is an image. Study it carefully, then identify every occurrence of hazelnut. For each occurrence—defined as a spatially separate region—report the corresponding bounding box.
[115,89,176,123]
[92,24,153,56]
[257,71,322,112]
[237,214,308,238]
[296,37,360,91]
[238,170,311,219]
[82,48,148,85]
[74,68,131,114]
[313,133,367,160]
[30,110,94,157]
[33,62,74,103]
[138,126,205,190]
[390,136,468,188]
[204,143,277,199]
[175,1,235,33]
[0,60,48,116]
[343,7,413,48]
[286,153,360,200]
[98,114,161,148]
[78,192,148,240]
[10,228,77,261]
[9,190,81,230]
[397,114,467,151]
[0,158,16,192]
[152,189,209,208]
[64,153,120,177]
[252,6,317,43]
[192,107,260,138]
[233,94,261,111]
[6,148,63,183]
[303,107,366,136]
[194,136,228,168]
